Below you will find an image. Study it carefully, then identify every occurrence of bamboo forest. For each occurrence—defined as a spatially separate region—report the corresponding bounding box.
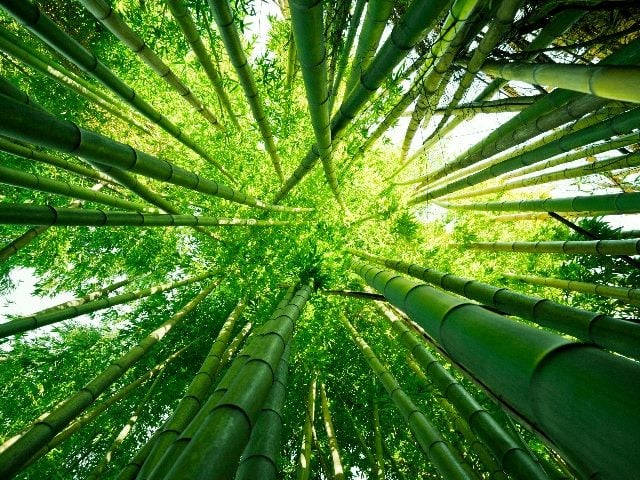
[1,0,640,478]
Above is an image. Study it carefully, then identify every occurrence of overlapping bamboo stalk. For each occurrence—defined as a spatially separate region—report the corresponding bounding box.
[319,382,347,480]
[0,0,236,182]
[79,0,223,130]
[165,0,238,128]
[135,299,246,478]
[339,313,473,480]
[0,94,310,213]
[0,279,217,477]
[208,0,284,182]
[350,248,640,359]
[468,239,640,255]
[352,259,640,479]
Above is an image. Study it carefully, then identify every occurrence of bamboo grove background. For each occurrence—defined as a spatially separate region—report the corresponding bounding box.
[0,0,639,479]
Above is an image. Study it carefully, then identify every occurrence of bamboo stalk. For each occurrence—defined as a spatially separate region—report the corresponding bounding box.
[0,94,311,214]
[165,0,239,128]
[319,383,347,480]
[0,0,235,182]
[0,203,300,228]
[136,299,246,478]
[352,259,640,479]
[437,192,640,215]
[477,60,640,104]
[350,248,640,360]
[208,0,284,182]
[505,272,640,307]
[79,0,223,130]
[339,313,472,480]
[0,271,215,339]
[0,279,217,477]
[296,378,316,480]
[468,239,640,256]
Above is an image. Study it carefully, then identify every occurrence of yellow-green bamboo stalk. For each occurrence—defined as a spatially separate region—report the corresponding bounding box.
[477,60,640,104]
[165,0,239,128]
[24,345,188,470]
[297,378,316,480]
[0,26,149,133]
[505,272,640,307]
[0,270,215,339]
[372,400,384,480]
[0,0,235,182]
[319,383,347,480]
[446,150,640,200]
[492,213,583,222]
[468,239,640,255]
[79,0,223,129]
[0,164,158,212]
[290,0,346,210]
[339,314,473,480]
[208,0,284,182]
[399,0,482,163]
[437,192,640,215]
[434,95,542,118]
[0,279,217,477]
[500,130,640,182]
[0,94,310,213]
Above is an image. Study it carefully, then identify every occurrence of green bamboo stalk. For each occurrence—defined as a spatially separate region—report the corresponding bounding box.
[344,0,393,97]
[24,345,188,469]
[235,344,291,479]
[446,150,640,200]
[0,0,235,182]
[33,277,133,316]
[328,0,366,113]
[319,383,347,480]
[0,183,106,263]
[505,272,640,307]
[0,164,158,212]
[115,431,162,480]
[296,378,316,480]
[151,284,312,480]
[419,37,640,187]
[409,8,586,169]
[477,60,640,103]
[86,372,164,480]
[468,238,640,255]
[0,203,299,228]
[408,104,622,190]
[409,105,640,204]
[136,299,246,478]
[339,314,472,480]
[373,302,546,479]
[272,0,454,203]
[0,279,217,478]
[0,270,215,339]
[437,191,640,215]
[399,0,482,163]
[208,0,284,182]
[434,95,542,118]
[352,259,640,479]
[145,288,297,479]
[165,0,239,128]
[0,25,149,134]
[404,355,507,480]
[0,137,119,188]
[351,248,640,360]
[372,400,384,480]
[290,0,346,211]
[500,130,640,182]
[79,0,223,130]
[0,95,311,214]
[492,213,583,222]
